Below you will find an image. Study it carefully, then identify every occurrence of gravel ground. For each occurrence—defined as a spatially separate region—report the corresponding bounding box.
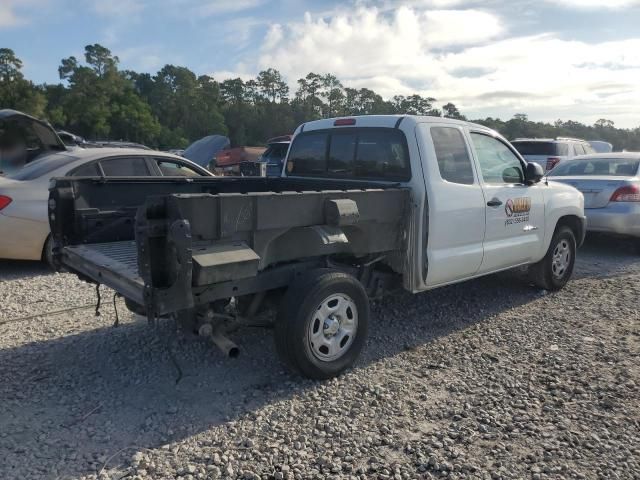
[0,235,638,480]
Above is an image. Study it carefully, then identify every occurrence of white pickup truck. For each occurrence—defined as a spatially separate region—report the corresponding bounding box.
[50,115,586,379]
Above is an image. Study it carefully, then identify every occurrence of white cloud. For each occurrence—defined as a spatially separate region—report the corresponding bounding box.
[0,0,43,27]
[250,4,640,127]
[544,0,640,8]
[258,6,502,84]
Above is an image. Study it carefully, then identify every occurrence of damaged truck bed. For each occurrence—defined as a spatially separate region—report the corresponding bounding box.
[50,176,410,319]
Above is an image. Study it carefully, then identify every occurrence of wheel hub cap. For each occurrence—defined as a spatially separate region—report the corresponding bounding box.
[308,294,358,362]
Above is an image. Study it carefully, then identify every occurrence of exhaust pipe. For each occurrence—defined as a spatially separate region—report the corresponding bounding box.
[198,324,239,358]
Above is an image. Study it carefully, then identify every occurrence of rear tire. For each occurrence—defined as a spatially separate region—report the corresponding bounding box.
[275,269,369,380]
[42,235,55,270]
[529,226,576,291]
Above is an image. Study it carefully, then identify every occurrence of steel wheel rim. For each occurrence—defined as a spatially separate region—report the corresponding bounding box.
[552,239,571,279]
[307,294,358,362]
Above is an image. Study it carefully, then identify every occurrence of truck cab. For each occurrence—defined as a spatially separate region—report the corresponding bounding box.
[284,116,586,293]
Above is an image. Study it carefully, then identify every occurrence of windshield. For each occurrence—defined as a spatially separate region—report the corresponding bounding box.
[7,155,76,181]
[511,141,568,156]
[549,158,640,177]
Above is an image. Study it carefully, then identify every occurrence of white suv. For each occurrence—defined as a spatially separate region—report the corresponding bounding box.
[511,137,595,172]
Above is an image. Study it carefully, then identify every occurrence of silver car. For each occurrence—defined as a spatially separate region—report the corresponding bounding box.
[0,148,211,266]
[548,153,640,250]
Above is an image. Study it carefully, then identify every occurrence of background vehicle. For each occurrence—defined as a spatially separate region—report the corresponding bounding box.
[240,135,291,177]
[0,148,211,267]
[210,146,266,175]
[511,137,595,172]
[0,109,66,174]
[182,135,230,170]
[588,140,614,154]
[50,115,585,379]
[548,153,640,252]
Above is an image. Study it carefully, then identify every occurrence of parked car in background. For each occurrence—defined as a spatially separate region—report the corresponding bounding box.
[210,146,266,175]
[511,137,595,172]
[589,140,613,154]
[0,148,211,267]
[0,109,67,174]
[260,135,291,176]
[548,153,640,252]
[239,135,291,177]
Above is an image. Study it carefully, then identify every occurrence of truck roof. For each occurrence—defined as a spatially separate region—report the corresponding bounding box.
[296,115,495,135]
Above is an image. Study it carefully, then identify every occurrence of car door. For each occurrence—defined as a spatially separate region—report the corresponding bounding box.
[469,132,545,274]
[419,124,486,286]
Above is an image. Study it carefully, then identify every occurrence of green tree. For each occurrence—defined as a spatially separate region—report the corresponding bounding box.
[0,48,46,117]
[442,102,465,120]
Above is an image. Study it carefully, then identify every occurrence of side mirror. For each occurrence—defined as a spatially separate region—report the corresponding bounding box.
[525,162,544,184]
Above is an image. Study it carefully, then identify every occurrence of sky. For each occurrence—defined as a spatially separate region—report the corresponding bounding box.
[1,0,640,127]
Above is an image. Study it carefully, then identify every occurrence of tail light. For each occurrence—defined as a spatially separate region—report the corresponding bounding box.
[610,184,640,202]
[546,157,561,171]
[334,118,356,126]
[0,195,12,210]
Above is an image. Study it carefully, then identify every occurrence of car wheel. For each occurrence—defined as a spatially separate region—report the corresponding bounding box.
[529,226,576,291]
[275,269,369,380]
[42,235,55,270]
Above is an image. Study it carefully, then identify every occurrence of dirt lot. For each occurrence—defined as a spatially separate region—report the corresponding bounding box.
[0,235,638,480]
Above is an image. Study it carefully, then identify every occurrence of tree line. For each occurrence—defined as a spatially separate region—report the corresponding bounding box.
[1,44,639,151]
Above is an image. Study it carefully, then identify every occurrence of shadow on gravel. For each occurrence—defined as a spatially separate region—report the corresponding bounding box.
[0,271,543,479]
[0,260,53,281]
[0,243,638,479]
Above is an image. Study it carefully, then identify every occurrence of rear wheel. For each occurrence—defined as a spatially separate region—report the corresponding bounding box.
[42,235,55,270]
[529,226,576,291]
[275,269,369,380]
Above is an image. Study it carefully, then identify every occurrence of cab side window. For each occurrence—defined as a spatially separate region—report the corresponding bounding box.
[471,133,524,184]
[431,127,474,185]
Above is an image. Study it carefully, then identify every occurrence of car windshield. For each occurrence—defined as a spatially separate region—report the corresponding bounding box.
[549,158,640,177]
[7,155,77,180]
[511,141,568,156]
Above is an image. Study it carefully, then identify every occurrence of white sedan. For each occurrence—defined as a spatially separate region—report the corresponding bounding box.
[0,148,212,267]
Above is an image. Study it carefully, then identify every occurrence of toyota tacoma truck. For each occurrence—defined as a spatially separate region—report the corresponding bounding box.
[48,116,586,379]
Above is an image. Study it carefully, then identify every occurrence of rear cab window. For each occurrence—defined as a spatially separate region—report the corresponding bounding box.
[286,128,410,181]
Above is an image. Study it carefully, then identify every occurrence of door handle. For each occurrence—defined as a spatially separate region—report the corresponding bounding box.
[487,199,502,207]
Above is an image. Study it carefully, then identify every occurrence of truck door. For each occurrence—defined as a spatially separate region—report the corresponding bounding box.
[469,132,545,273]
[419,124,486,286]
